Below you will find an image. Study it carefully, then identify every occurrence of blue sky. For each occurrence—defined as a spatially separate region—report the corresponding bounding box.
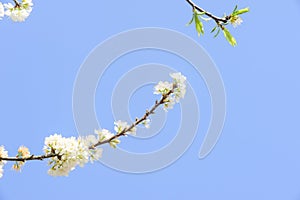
[1,0,300,199]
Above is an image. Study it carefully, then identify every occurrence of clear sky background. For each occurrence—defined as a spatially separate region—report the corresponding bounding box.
[1,0,300,199]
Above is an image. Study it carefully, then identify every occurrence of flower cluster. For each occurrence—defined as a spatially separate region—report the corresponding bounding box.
[114,120,136,135]
[43,134,102,177]
[0,3,4,19]
[0,0,33,22]
[12,146,30,171]
[229,6,249,28]
[154,72,187,111]
[0,146,8,178]
[230,15,243,28]
[95,129,120,148]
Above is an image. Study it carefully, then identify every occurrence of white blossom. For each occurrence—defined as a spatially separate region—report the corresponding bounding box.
[230,15,243,28]
[44,134,90,177]
[0,146,8,178]
[95,129,114,141]
[170,72,186,102]
[12,146,30,171]
[22,0,33,12]
[154,81,173,95]
[142,119,151,129]
[170,72,186,84]
[4,0,33,22]
[114,120,128,133]
[88,148,103,163]
[0,3,4,20]
[154,73,187,111]
[95,129,120,148]
[114,120,136,135]
[80,135,103,163]
[82,134,98,147]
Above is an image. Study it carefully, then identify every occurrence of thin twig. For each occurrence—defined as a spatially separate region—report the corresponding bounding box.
[13,0,20,7]
[90,84,176,148]
[0,153,58,162]
[1,84,177,161]
[185,0,229,24]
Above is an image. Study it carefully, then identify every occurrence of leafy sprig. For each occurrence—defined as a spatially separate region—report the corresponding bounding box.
[186,0,249,46]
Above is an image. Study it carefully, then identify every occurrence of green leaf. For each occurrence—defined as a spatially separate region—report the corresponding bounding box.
[210,26,217,33]
[222,27,237,46]
[233,7,250,16]
[214,28,221,38]
[232,5,238,13]
[186,15,194,26]
[194,13,204,36]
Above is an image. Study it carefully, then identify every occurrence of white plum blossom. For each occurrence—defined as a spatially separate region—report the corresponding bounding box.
[80,135,103,163]
[95,129,120,148]
[0,3,4,20]
[82,134,98,147]
[154,72,187,111]
[0,146,8,178]
[43,134,90,176]
[4,0,33,22]
[142,119,151,129]
[114,120,128,133]
[171,72,187,103]
[95,129,114,141]
[170,72,187,84]
[154,81,173,95]
[230,15,243,28]
[114,120,136,135]
[12,146,30,171]
[163,96,176,111]
[22,0,33,12]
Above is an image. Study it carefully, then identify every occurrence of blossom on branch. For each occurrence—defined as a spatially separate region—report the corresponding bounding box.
[0,146,8,178]
[43,134,90,176]
[154,72,187,111]
[0,72,187,178]
[3,0,33,22]
[95,129,120,148]
[0,3,4,19]
[230,15,243,28]
[114,120,136,136]
[12,146,30,171]
[142,119,151,129]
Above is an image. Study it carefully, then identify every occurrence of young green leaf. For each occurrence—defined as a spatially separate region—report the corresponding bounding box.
[186,14,195,26]
[232,5,238,13]
[222,27,237,46]
[233,7,250,16]
[214,28,221,38]
[211,26,217,33]
[194,13,204,36]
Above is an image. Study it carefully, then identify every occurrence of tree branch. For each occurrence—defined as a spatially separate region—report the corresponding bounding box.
[90,84,176,148]
[0,153,58,162]
[1,84,177,161]
[185,0,229,24]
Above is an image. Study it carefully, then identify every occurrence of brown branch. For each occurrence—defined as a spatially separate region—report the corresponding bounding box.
[0,153,58,162]
[0,85,175,161]
[90,84,177,149]
[13,0,21,7]
[1,83,178,161]
[185,0,229,24]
